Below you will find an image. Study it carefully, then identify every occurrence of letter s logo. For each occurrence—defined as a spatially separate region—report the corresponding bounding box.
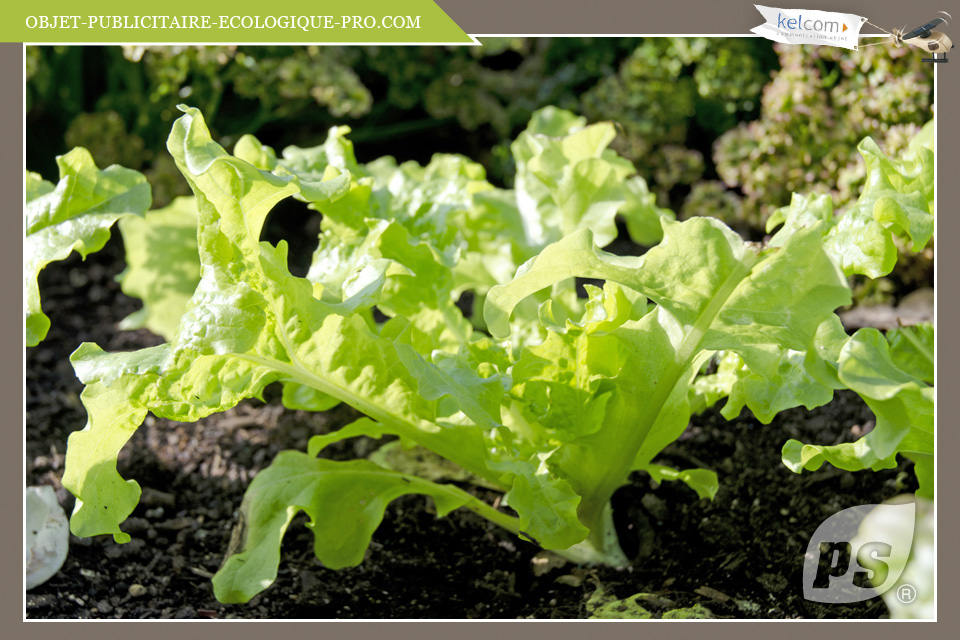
[803,501,915,603]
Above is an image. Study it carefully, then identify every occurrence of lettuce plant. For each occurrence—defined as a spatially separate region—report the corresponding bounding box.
[39,105,934,605]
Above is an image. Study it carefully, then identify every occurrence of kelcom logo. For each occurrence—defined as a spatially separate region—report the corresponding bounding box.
[752,6,863,50]
[803,502,915,603]
[777,12,848,33]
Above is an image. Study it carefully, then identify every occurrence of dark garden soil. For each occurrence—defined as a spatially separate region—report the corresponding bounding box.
[25,236,916,620]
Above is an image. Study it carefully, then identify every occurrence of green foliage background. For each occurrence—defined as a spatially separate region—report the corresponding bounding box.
[26,39,932,244]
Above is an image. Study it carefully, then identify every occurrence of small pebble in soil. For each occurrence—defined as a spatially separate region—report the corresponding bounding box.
[128,584,147,597]
[641,494,667,522]
[26,594,58,610]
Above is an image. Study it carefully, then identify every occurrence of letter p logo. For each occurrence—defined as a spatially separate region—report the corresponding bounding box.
[803,502,914,603]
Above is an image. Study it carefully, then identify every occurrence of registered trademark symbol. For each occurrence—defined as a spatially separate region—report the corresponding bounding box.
[897,584,917,604]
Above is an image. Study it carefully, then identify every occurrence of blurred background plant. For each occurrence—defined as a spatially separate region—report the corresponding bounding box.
[26,38,933,300]
[713,44,932,224]
[27,39,772,205]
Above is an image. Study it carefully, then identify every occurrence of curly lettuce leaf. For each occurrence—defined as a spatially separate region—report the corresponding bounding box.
[212,453,477,603]
[294,146,498,342]
[887,323,934,385]
[497,458,591,549]
[770,121,934,278]
[235,125,365,181]
[641,464,719,501]
[485,217,850,533]
[719,345,836,424]
[116,196,201,341]
[720,123,935,418]
[250,107,661,343]
[688,351,740,415]
[509,282,642,443]
[61,343,171,542]
[717,314,852,424]
[619,176,676,247]
[782,326,934,498]
[487,218,850,365]
[511,107,633,248]
[25,149,151,346]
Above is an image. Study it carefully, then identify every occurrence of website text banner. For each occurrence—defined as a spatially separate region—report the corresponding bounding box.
[9,0,473,44]
[434,0,951,35]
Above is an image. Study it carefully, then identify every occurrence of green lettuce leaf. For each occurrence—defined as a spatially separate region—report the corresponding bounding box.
[62,343,170,542]
[511,107,633,248]
[782,326,934,498]
[25,149,151,346]
[619,176,676,246]
[281,382,341,412]
[720,345,835,423]
[245,106,664,344]
[235,125,365,180]
[212,453,477,603]
[770,121,935,278]
[688,351,740,415]
[117,196,201,341]
[485,217,850,538]
[886,323,934,385]
[641,464,719,501]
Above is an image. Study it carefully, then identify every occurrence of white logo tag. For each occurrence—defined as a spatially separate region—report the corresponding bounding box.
[752,5,866,50]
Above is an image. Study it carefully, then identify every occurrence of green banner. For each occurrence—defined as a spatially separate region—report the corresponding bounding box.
[10,0,474,43]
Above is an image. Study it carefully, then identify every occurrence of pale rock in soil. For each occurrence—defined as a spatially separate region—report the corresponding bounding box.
[25,485,69,590]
